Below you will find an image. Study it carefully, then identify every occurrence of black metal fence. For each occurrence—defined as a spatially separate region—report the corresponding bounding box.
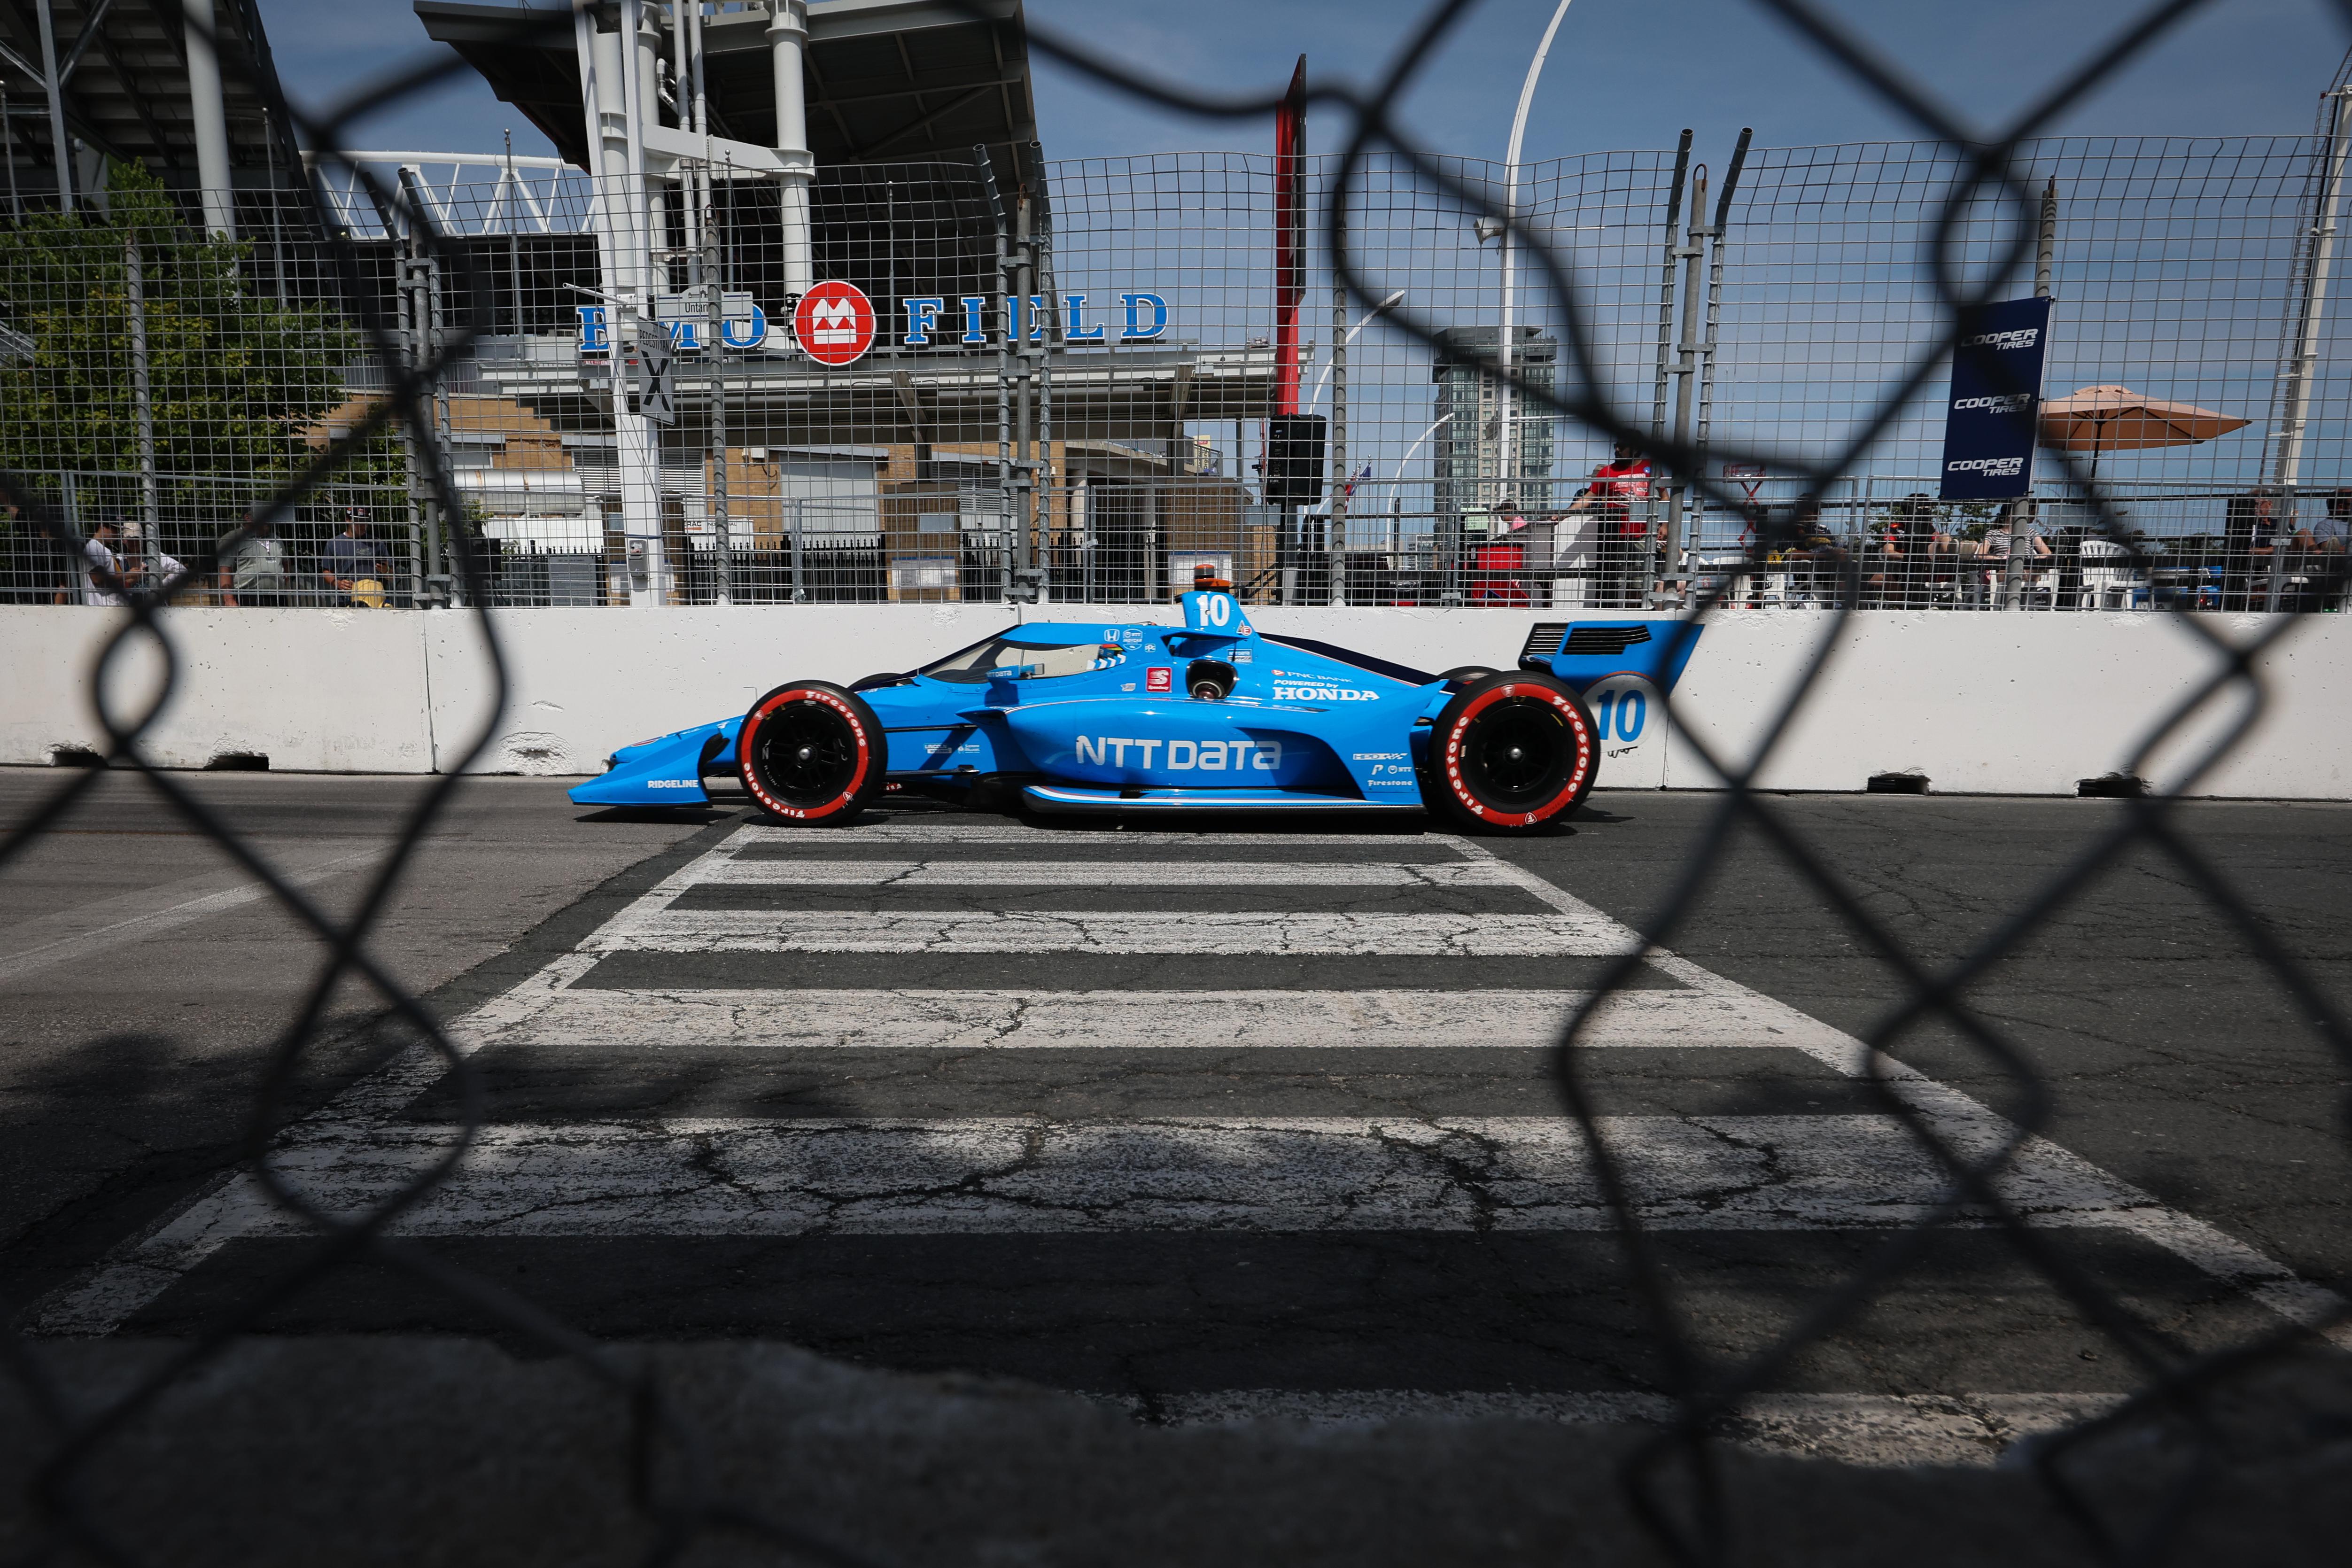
[9,85,2352,612]
[4,3,2352,1567]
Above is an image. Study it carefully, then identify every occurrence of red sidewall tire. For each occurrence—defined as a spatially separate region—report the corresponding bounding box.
[737,682,885,824]
[1421,674,1597,832]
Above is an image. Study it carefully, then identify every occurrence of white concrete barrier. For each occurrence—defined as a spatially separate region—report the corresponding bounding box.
[5,605,2346,798]
[1,606,434,773]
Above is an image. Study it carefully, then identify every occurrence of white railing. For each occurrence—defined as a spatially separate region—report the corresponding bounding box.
[300,150,593,239]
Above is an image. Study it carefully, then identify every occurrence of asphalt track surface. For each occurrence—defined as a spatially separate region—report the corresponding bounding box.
[4,771,2348,1464]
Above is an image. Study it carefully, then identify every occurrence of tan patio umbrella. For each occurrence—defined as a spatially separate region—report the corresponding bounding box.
[2038,384,2250,486]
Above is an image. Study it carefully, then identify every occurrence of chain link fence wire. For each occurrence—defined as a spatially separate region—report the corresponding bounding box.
[2,0,2351,1564]
[12,47,2352,612]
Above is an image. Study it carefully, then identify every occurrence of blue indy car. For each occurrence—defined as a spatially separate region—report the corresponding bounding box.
[569,572,1699,834]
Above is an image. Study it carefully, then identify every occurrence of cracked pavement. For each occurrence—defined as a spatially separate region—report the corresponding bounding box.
[5,778,2349,1463]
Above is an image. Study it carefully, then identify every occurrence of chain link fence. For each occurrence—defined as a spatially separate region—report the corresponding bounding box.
[5,0,2352,1565]
[8,90,2352,611]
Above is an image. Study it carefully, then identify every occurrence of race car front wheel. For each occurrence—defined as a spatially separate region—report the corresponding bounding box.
[737,681,886,824]
[1419,672,1597,833]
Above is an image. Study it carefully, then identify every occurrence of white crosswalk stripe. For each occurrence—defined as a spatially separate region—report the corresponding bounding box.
[589,908,1639,956]
[155,1112,2172,1238]
[38,814,2352,1458]
[448,986,1842,1053]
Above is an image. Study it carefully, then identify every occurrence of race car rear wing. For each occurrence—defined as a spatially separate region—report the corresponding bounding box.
[1520,620,1703,694]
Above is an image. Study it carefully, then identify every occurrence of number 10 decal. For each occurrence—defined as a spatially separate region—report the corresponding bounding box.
[1591,688,1647,741]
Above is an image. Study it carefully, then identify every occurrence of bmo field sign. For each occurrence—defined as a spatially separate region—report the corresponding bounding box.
[577,280,1170,365]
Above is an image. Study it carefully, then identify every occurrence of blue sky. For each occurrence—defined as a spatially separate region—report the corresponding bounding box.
[257,0,2351,166]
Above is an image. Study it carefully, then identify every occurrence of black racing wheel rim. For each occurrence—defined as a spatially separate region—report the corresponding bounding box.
[748,700,862,807]
[1460,699,1575,808]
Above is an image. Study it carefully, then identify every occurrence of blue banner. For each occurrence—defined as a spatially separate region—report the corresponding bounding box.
[1938,295,2053,501]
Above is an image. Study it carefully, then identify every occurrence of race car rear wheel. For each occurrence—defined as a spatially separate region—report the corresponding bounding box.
[1419,672,1597,833]
[738,681,886,824]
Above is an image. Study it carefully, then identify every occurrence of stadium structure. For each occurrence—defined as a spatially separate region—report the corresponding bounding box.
[12,5,2329,614]
[12,1,1443,608]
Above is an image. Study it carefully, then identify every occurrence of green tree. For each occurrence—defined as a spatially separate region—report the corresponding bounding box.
[0,162,373,509]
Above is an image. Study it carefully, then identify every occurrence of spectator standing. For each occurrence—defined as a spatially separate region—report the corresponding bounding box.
[85,521,188,605]
[1790,499,1843,605]
[2302,491,2352,611]
[2052,526,2086,609]
[1564,443,1653,608]
[1984,498,2051,607]
[80,520,137,605]
[121,523,188,599]
[2314,490,2352,557]
[2220,491,2277,612]
[320,510,391,606]
[1870,493,1944,608]
[5,502,72,605]
[218,515,290,607]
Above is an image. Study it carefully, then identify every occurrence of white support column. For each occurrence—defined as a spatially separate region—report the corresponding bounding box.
[592,4,663,608]
[674,0,702,262]
[629,0,668,608]
[768,0,814,297]
[590,24,638,284]
[616,0,652,287]
[571,8,617,301]
[2274,87,2352,492]
[631,0,665,278]
[182,0,235,238]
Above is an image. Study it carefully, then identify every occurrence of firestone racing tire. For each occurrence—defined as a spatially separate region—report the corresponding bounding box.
[737,681,887,825]
[1418,671,1598,833]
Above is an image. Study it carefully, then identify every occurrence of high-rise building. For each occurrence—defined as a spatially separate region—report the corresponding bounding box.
[1431,326,1556,535]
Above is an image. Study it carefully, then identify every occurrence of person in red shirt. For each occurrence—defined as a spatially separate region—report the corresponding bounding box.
[1566,443,1655,607]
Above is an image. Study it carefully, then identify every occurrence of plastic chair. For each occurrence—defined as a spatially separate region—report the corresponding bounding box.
[2077,539,2149,611]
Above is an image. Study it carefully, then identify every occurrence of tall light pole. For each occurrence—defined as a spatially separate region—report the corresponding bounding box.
[1497,0,1573,517]
[1306,289,1405,413]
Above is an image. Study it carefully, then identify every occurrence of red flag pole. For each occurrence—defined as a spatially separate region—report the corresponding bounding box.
[1273,56,1306,417]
